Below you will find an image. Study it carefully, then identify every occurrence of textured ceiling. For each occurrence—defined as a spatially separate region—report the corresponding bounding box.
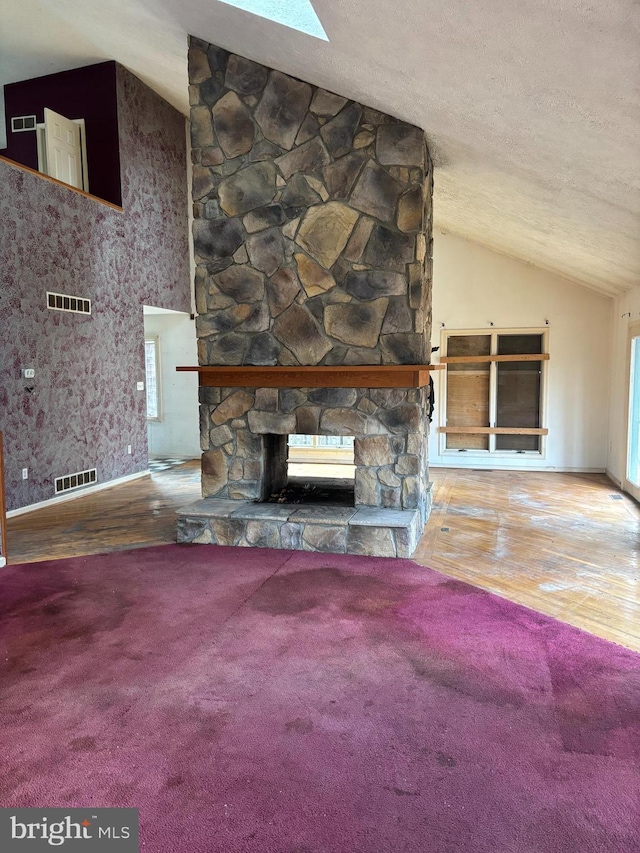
[2,0,639,296]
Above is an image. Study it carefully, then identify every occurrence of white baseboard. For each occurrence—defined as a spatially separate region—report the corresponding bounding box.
[428,463,607,474]
[6,470,150,518]
[605,469,623,489]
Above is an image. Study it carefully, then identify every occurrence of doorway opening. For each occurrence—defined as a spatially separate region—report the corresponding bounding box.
[142,306,200,466]
[37,108,89,191]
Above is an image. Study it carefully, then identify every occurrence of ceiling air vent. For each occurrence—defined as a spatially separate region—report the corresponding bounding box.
[47,291,91,315]
[11,115,37,133]
[55,467,97,495]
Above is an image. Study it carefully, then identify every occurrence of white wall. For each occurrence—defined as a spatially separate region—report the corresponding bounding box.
[429,232,613,472]
[143,312,200,459]
[607,288,640,486]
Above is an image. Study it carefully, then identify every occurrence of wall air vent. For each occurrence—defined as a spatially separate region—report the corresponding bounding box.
[11,115,37,132]
[47,291,91,315]
[55,467,97,495]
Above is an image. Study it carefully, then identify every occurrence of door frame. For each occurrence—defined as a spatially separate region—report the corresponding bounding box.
[623,319,640,502]
[36,115,89,192]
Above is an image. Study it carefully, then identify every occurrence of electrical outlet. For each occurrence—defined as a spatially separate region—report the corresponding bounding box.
[127,445,132,455]
[22,468,28,480]
[136,381,144,391]
[22,368,35,379]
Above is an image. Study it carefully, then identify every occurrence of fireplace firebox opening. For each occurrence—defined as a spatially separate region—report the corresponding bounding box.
[287,434,355,474]
[265,433,355,505]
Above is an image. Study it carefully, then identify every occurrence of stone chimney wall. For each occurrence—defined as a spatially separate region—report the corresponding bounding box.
[188,37,433,368]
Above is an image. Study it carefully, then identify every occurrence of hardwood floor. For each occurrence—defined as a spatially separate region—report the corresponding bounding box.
[414,469,640,652]
[5,463,640,651]
[5,462,201,564]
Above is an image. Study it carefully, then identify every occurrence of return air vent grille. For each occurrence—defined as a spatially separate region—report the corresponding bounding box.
[11,115,37,132]
[47,291,92,315]
[55,467,97,495]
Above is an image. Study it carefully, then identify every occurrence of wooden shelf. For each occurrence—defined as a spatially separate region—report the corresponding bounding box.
[177,364,444,389]
[440,353,549,364]
[438,426,548,435]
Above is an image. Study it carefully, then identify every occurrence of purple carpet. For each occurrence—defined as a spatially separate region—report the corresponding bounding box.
[1,545,639,852]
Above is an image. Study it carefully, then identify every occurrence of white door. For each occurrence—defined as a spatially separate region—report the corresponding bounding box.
[625,322,640,502]
[43,107,84,189]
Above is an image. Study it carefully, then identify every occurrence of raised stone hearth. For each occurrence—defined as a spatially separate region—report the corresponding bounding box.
[177,500,425,558]
[177,37,434,557]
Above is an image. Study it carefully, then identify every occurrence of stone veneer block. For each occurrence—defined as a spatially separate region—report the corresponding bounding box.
[324,299,388,348]
[276,138,330,181]
[376,124,424,166]
[302,525,347,553]
[254,71,312,150]
[266,269,300,317]
[271,303,332,364]
[295,253,336,297]
[211,518,246,546]
[232,503,293,521]
[346,526,397,558]
[296,203,359,269]
[218,163,277,216]
[212,91,255,158]
[177,516,210,543]
[350,161,404,223]
[289,506,358,525]
[310,88,348,117]
[245,519,281,548]
[224,54,268,95]
[177,499,250,518]
[349,507,417,528]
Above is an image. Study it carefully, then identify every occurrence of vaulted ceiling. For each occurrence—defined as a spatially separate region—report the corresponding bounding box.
[2,0,638,296]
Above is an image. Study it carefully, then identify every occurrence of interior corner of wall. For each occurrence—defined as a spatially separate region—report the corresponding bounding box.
[185,118,196,316]
[0,87,6,150]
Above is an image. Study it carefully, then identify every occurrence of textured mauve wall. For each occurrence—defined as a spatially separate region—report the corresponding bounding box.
[0,65,190,512]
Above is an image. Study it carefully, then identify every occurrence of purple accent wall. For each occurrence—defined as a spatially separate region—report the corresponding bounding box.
[0,64,191,512]
[0,61,122,206]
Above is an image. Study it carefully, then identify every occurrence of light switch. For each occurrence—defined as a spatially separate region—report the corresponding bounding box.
[136,381,144,391]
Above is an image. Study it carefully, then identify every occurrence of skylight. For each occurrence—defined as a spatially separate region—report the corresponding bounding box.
[217,0,328,40]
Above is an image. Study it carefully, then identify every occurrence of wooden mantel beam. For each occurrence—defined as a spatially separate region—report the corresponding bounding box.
[176,364,444,389]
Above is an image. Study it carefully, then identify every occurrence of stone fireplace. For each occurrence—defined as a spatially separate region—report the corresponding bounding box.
[176,38,435,557]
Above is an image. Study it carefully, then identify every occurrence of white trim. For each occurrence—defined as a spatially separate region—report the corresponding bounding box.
[73,118,89,194]
[623,320,640,502]
[429,463,606,474]
[606,469,623,489]
[143,305,190,316]
[47,290,91,314]
[6,470,149,518]
[11,115,37,133]
[438,326,549,458]
[145,336,162,421]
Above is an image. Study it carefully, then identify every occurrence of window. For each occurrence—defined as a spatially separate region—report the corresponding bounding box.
[144,338,161,420]
[288,434,354,464]
[439,329,548,455]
